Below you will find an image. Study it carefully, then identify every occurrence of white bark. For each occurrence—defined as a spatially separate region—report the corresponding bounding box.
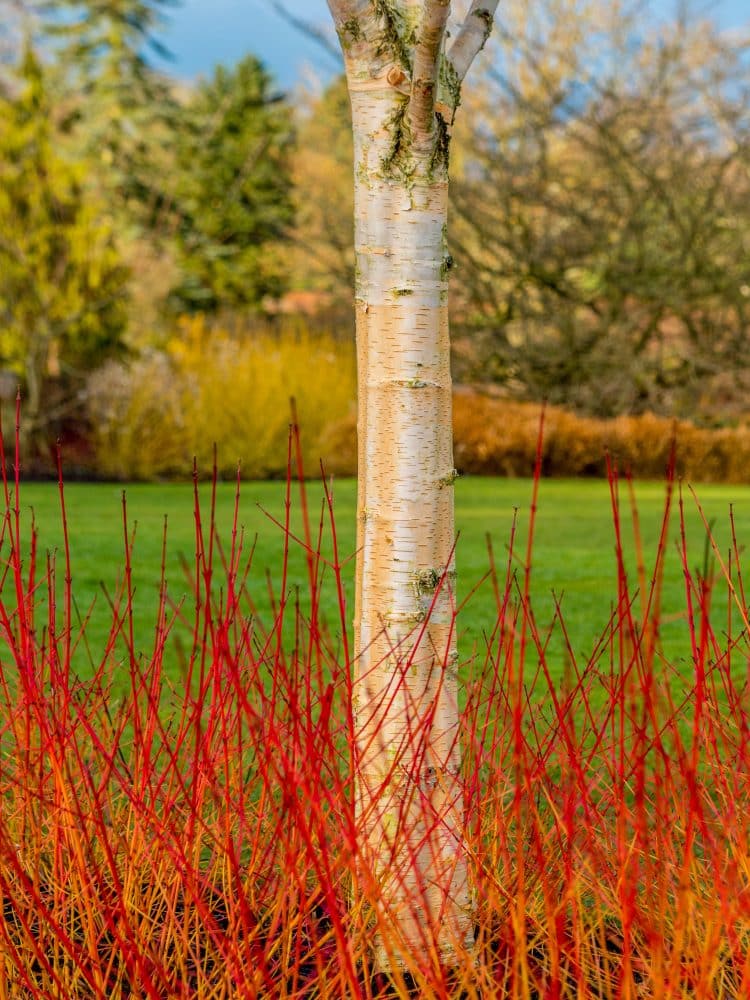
[325,0,498,971]
[447,0,500,82]
[409,0,451,142]
[349,76,470,969]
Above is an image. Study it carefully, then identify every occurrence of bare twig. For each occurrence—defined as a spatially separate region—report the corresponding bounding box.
[448,0,499,82]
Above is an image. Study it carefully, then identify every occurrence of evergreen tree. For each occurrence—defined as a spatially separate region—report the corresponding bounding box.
[42,0,179,228]
[0,44,129,457]
[290,75,354,311]
[169,54,294,313]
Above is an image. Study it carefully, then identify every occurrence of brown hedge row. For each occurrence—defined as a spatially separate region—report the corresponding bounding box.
[452,389,750,482]
[316,389,750,482]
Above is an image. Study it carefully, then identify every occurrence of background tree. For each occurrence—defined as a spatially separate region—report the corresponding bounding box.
[326,0,498,970]
[38,0,185,349]
[288,74,355,327]
[449,0,750,421]
[42,0,178,223]
[0,44,129,460]
[168,55,294,313]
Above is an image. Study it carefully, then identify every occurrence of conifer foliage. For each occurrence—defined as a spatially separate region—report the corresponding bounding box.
[0,44,128,460]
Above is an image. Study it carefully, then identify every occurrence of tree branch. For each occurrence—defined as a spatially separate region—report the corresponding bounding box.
[409,0,451,142]
[325,0,368,38]
[448,0,499,82]
[325,0,355,26]
[326,0,386,64]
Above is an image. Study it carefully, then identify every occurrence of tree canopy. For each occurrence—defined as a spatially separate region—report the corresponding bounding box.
[0,44,129,455]
[449,0,750,420]
[168,55,295,313]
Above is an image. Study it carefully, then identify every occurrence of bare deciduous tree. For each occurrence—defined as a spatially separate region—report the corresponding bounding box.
[450,1,750,421]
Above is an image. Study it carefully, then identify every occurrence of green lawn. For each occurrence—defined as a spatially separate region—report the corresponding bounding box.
[8,475,750,689]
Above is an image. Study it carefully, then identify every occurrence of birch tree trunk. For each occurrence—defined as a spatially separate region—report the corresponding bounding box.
[326,0,498,969]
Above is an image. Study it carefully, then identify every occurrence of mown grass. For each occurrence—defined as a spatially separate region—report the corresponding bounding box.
[15,473,750,692]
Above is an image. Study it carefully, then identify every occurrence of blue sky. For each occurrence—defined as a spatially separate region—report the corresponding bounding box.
[154,0,337,86]
[153,0,749,88]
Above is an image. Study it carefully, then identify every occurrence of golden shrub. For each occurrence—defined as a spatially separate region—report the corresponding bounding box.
[88,316,357,480]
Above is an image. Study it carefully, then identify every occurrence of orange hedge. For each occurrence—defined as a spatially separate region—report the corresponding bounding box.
[452,389,750,482]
